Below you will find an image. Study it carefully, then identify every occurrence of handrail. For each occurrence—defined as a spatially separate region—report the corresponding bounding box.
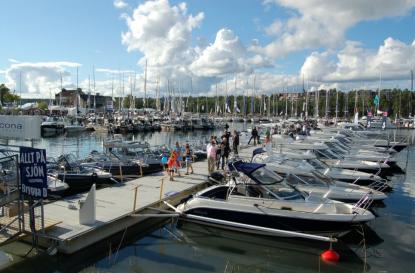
[352,192,374,216]
[0,217,20,234]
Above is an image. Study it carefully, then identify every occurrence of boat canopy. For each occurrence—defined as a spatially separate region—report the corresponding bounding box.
[229,161,265,175]
[230,161,284,185]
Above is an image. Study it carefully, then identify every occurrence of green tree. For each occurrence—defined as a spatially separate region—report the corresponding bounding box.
[37,101,48,110]
[0,84,20,104]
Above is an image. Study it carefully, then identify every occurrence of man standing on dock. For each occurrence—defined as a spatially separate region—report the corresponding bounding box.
[248,127,258,145]
[232,130,239,155]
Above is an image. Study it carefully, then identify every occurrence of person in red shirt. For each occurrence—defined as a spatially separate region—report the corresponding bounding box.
[167,152,177,181]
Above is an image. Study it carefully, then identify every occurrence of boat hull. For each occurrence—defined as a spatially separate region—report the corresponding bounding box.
[182,207,364,237]
[57,174,115,192]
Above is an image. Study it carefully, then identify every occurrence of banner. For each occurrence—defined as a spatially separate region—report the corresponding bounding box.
[0,115,41,140]
[106,100,114,112]
[20,147,48,198]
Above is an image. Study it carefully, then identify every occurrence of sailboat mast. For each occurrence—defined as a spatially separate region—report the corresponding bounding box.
[19,71,22,108]
[285,89,288,118]
[315,88,319,118]
[335,89,339,124]
[76,66,79,114]
[144,60,147,109]
[304,76,308,119]
[290,91,294,117]
[60,72,63,107]
[88,75,90,111]
[93,65,96,111]
[377,71,382,115]
[156,74,160,111]
[252,75,256,116]
[354,89,358,115]
[76,66,79,89]
[275,92,278,116]
[325,89,329,119]
[225,79,228,116]
[234,75,237,117]
[362,88,365,117]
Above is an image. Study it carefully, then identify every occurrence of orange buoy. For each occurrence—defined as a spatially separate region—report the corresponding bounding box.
[321,249,340,263]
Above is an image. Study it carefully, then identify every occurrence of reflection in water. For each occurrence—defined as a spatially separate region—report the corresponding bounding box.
[87,223,366,273]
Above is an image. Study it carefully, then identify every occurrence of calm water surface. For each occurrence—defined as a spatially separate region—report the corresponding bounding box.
[0,127,414,273]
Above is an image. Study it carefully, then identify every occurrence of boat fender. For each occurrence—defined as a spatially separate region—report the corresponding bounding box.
[321,249,340,263]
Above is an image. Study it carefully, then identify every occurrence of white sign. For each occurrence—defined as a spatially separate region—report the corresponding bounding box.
[0,115,42,140]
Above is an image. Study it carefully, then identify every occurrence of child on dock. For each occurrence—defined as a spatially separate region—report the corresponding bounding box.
[167,152,177,181]
[161,151,169,174]
[184,143,194,175]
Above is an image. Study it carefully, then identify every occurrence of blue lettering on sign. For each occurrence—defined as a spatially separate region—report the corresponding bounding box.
[19,147,48,198]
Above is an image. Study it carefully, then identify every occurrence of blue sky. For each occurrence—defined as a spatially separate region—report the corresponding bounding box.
[1,0,415,97]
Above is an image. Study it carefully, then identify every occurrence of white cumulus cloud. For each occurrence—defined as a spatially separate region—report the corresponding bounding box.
[260,0,415,58]
[301,37,415,84]
[121,0,204,67]
[191,29,251,77]
[4,61,81,98]
[113,0,128,9]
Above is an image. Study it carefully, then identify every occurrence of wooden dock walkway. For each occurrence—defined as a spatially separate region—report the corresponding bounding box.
[34,159,210,254]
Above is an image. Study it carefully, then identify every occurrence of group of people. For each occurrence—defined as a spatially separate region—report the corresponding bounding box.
[162,141,194,181]
[206,130,240,174]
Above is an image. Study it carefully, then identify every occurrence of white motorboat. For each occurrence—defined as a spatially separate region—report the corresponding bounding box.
[255,163,387,202]
[47,175,69,196]
[64,122,86,134]
[41,116,65,136]
[252,152,391,191]
[177,161,375,238]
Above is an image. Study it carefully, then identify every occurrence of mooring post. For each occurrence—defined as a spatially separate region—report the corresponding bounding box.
[159,178,165,200]
[132,186,138,212]
[140,165,143,177]
[119,165,123,183]
[40,199,45,233]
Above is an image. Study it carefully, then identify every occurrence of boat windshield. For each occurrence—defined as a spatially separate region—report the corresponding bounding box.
[64,154,78,165]
[326,142,346,155]
[262,183,304,200]
[251,167,283,184]
[286,173,328,187]
[311,170,335,184]
[307,159,328,170]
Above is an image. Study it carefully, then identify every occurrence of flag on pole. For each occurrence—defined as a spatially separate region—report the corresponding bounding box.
[233,97,240,113]
[263,96,267,112]
[224,96,231,113]
[373,95,379,106]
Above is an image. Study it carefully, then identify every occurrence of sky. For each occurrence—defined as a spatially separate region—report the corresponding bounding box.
[0,0,415,98]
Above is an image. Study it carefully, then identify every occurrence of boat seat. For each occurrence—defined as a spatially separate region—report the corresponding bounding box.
[246,185,263,198]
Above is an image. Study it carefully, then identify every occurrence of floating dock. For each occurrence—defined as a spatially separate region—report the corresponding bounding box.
[33,160,210,254]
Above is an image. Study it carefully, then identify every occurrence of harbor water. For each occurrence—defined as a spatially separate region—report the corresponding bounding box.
[0,127,414,272]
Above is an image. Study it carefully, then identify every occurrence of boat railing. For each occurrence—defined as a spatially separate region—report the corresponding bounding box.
[352,192,374,215]
[367,179,389,192]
